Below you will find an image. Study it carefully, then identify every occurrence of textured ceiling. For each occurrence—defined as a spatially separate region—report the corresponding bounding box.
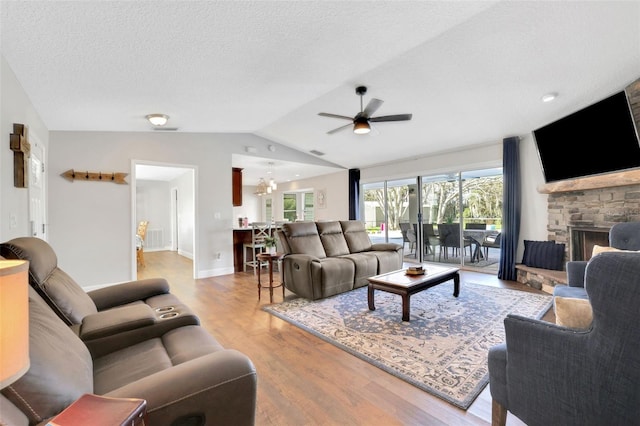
[2,1,640,181]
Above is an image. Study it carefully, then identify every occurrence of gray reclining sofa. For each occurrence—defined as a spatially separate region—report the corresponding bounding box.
[0,237,201,356]
[0,237,258,425]
[277,220,403,300]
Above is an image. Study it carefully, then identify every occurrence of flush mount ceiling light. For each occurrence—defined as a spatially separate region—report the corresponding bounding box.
[146,113,169,126]
[541,93,558,103]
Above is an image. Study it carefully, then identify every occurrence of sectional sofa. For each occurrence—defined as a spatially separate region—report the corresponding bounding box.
[277,220,403,300]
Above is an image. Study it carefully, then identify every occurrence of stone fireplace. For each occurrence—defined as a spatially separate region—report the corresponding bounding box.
[546,183,640,263]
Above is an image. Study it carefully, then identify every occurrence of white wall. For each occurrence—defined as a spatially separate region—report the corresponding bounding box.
[46,130,333,287]
[136,179,173,250]
[174,171,195,258]
[0,56,49,241]
[518,133,550,256]
[233,185,261,225]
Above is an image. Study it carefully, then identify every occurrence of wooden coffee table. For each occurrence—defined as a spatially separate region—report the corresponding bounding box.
[367,263,460,322]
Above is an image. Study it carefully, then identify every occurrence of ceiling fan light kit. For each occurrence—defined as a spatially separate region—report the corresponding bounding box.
[319,86,412,135]
[353,118,371,134]
[146,113,169,126]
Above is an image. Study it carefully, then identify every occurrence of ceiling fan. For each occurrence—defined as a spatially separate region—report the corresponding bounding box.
[318,86,412,135]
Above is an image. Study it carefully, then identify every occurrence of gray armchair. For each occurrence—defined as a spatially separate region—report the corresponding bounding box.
[553,222,640,300]
[488,252,640,426]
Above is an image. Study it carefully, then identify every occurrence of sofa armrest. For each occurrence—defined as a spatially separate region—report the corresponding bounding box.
[566,261,588,287]
[283,253,321,263]
[371,243,402,252]
[105,349,257,426]
[79,304,156,341]
[282,254,323,300]
[88,278,171,310]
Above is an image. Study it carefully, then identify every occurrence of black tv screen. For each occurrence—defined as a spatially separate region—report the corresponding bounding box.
[533,91,640,183]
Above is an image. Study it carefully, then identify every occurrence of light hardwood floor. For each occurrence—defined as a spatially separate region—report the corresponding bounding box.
[138,251,552,426]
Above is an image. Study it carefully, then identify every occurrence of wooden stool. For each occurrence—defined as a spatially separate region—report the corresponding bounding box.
[256,252,285,303]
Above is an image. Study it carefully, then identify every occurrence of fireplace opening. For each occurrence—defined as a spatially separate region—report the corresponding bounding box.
[570,227,610,261]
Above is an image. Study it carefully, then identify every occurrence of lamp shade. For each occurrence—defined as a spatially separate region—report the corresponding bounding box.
[0,260,30,388]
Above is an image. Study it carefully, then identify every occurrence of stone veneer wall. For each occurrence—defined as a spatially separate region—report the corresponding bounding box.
[547,184,640,262]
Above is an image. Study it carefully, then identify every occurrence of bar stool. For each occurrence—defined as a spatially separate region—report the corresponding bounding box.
[243,222,270,274]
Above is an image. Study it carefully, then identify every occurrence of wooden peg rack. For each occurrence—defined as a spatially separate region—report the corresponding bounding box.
[61,169,128,185]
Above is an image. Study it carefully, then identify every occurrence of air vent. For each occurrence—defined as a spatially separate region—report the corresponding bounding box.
[310,149,325,156]
[152,127,179,131]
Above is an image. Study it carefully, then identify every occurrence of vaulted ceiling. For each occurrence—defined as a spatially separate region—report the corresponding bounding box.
[2,1,639,182]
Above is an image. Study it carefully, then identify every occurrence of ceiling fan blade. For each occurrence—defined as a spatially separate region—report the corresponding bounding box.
[362,98,383,118]
[327,123,352,135]
[370,113,413,122]
[318,112,354,121]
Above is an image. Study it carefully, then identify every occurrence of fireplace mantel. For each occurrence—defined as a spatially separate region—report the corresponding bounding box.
[537,169,640,194]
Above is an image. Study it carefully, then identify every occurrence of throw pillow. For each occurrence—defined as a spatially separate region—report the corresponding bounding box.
[554,296,593,329]
[523,240,566,270]
[591,245,640,257]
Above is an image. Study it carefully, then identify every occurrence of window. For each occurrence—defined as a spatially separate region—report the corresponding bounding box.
[303,192,314,221]
[283,193,297,222]
[265,198,273,222]
[283,191,314,222]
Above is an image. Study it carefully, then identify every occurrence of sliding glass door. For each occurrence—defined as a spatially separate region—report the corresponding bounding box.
[363,178,420,264]
[363,167,502,273]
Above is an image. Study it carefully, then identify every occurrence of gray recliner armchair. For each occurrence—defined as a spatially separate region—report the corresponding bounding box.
[488,252,640,426]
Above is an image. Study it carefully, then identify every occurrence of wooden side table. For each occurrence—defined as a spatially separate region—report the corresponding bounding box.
[256,252,285,303]
[47,393,147,425]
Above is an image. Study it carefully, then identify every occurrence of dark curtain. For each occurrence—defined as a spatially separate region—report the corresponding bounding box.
[348,169,360,220]
[498,136,521,280]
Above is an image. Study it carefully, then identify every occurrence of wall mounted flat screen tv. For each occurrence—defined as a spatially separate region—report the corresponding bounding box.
[533,90,640,183]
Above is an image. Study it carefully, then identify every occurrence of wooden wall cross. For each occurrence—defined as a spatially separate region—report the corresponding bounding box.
[10,123,30,188]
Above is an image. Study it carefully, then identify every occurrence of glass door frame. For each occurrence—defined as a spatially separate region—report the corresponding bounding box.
[361,166,502,272]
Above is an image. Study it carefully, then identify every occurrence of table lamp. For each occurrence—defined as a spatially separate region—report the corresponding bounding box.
[0,259,30,388]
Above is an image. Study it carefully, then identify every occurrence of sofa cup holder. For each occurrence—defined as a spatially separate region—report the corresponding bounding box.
[155,306,175,313]
[159,311,179,319]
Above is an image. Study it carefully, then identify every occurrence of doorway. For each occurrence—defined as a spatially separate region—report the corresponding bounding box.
[133,161,197,278]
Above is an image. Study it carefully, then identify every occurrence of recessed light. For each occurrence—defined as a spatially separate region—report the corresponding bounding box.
[541,93,557,103]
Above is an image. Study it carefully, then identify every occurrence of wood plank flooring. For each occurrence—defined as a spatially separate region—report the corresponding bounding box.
[138,251,552,426]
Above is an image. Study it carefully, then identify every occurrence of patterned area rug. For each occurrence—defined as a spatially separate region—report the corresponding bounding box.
[263,282,552,409]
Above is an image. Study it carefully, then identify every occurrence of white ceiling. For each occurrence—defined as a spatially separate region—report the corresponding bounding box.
[2,1,640,182]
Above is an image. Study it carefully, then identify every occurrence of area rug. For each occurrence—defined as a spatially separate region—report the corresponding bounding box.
[263,282,552,409]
